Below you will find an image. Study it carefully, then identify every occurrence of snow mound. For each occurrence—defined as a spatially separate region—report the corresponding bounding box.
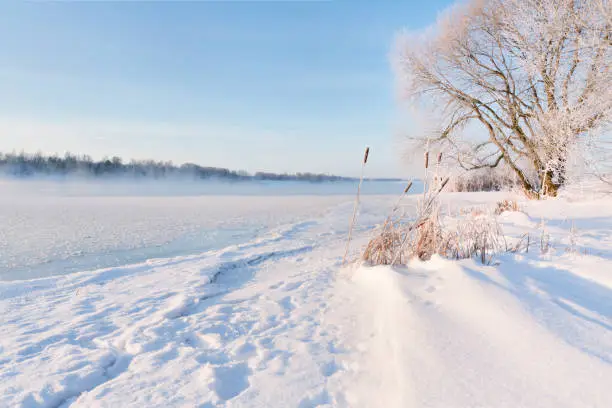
[332,254,612,407]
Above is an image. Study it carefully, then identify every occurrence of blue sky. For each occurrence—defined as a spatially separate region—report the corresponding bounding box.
[0,0,453,178]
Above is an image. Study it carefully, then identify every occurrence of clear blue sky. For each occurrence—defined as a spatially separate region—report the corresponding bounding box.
[0,0,453,178]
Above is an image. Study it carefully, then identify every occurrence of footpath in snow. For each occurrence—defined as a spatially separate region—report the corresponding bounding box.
[1,192,611,407]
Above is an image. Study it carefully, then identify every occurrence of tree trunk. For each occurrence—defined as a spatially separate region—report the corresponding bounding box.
[543,170,561,197]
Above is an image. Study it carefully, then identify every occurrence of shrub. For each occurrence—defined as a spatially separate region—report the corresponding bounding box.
[495,199,521,215]
[450,169,518,192]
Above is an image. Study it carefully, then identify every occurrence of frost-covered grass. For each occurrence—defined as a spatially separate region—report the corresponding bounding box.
[0,182,611,407]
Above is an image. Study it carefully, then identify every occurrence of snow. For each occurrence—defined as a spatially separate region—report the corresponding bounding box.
[336,255,611,407]
[0,193,340,281]
[0,179,409,281]
[1,182,611,407]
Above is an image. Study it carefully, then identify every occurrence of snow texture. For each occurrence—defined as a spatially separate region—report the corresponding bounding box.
[1,185,611,407]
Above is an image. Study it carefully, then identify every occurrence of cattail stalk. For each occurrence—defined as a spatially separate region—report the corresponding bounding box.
[383,180,413,230]
[404,180,413,194]
[438,177,450,193]
[422,146,430,212]
[391,174,450,265]
[364,179,413,263]
[343,146,369,265]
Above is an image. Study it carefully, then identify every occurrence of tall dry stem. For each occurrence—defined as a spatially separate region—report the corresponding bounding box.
[343,147,370,265]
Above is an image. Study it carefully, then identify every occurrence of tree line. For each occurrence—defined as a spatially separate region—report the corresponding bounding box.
[0,152,353,182]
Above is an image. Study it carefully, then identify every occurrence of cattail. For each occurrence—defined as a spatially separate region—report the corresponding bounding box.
[437,152,443,165]
[404,181,413,194]
[424,151,429,169]
[438,177,450,192]
[344,146,370,265]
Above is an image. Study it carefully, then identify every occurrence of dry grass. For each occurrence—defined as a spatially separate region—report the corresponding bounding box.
[413,215,445,261]
[450,169,518,192]
[363,149,515,265]
[363,226,404,265]
[441,214,507,264]
[539,219,551,254]
[364,203,510,266]
[565,221,579,254]
[362,180,415,265]
[363,211,445,264]
[343,147,370,265]
[363,148,451,264]
[495,199,521,215]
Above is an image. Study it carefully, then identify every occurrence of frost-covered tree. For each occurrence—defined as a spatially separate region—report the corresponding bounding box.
[394,0,611,197]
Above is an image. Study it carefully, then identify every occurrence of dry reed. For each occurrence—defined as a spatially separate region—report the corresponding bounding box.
[364,147,453,265]
[363,147,516,265]
[343,147,370,265]
[495,199,521,215]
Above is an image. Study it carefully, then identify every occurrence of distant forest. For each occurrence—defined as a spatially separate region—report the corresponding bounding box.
[0,152,357,182]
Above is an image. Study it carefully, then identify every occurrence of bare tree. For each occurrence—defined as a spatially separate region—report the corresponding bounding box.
[394,0,611,197]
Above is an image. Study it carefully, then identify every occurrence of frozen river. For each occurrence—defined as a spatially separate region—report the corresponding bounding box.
[0,179,409,281]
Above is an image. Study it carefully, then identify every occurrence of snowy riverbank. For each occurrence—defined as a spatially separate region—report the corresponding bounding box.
[1,189,611,407]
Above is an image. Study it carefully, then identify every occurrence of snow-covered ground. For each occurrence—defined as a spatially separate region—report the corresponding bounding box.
[1,182,611,407]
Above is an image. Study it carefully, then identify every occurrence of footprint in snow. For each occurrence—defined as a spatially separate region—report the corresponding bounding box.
[195,352,230,366]
[257,337,275,349]
[320,359,340,377]
[278,296,297,313]
[216,305,235,315]
[328,341,348,354]
[298,389,331,408]
[282,281,304,291]
[268,281,285,290]
[212,363,251,401]
[231,341,258,360]
[184,332,222,350]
